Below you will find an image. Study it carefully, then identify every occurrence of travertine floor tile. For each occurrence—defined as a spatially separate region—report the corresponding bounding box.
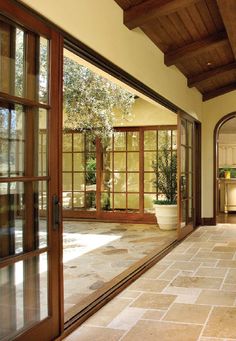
[141,309,165,320]
[158,269,180,281]
[107,307,145,330]
[65,326,124,341]
[203,306,236,338]
[122,320,202,341]
[225,269,236,284]
[194,267,227,278]
[217,260,236,268]
[196,289,236,306]
[195,251,234,260]
[163,303,211,324]
[128,278,168,292]
[131,292,176,310]
[170,276,222,289]
[169,261,201,271]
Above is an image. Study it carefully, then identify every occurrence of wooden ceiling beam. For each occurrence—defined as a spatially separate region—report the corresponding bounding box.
[124,0,199,30]
[217,0,236,59]
[203,83,236,101]
[188,61,236,88]
[164,31,228,66]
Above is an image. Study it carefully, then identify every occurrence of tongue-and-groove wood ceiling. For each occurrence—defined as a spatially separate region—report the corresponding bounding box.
[114,0,236,101]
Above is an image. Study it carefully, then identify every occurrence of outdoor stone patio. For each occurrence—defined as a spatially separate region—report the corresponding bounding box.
[65,224,236,341]
[63,221,176,321]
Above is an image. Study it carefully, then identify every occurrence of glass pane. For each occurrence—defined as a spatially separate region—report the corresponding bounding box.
[181,200,186,228]
[15,28,24,97]
[85,135,96,152]
[114,173,126,192]
[0,253,48,341]
[74,133,84,152]
[114,193,126,210]
[181,175,187,199]
[127,173,139,192]
[144,173,156,192]
[144,152,156,171]
[0,106,25,177]
[103,152,112,172]
[114,132,126,151]
[181,119,187,145]
[188,173,192,198]
[102,171,112,191]
[181,146,186,173]
[74,153,85,171]
[172,130,177,150]
[0,21,11,94]
[114,152,126,171]
[188,198,193,222]
[63,153,72,171]
[128,194,139,210]
[86,154,96,172]
[101,192,112,211]
[144,194,156,213]
[127,152,139,171]
[74,173,85,191]
[127,131,139,151]
[85,192,96,209]
[39,37,49,103]
[73,192,84,209]
[187,122,193,147]
[188,148,192,173]
[144,130,156,150]
[62,191,72,209]
[38,132,47,176]
[36,181,48,249]
[63,134,72,152]
[158,130,171,149]
[63,173,72,191]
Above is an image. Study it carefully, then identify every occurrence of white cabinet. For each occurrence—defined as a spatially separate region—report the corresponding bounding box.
[219,144,236,167]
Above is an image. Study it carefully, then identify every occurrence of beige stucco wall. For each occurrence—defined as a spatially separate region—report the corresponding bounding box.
[202,91,236,218]
[21,0,202,120]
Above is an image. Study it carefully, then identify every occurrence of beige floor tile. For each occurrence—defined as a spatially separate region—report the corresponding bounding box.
[217,260,236,268]
[225,269,236,284]
[158,269,180,281]
[128,278,168,292]
[141,309,165,320]
[194,267,227,278]
[222,283,236,292]
[171,276,222,289]
[169,261,201,271]
[84,298,131,326]
[163,303,211,324]
[142,267,167,279]
[195,251,234,260]
[118,290,141,299]
[107,307,145,330]
[196,289,236,306]
[203,307,236,338]
[199,337,225,341]
[212,246,236,252]
[122,320,202,341]
[65,326,125,341]
[131,292,176,310]
[165,254,193,261]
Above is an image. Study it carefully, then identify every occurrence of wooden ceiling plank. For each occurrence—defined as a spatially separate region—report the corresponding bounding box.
[189,61,236,87]
[124,0,199,30]
[164,31,228,66]
[217,0,236,59]
[203,82,236,101]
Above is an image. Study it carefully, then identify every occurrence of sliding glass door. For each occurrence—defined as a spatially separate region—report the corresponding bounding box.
[0,2,62,340]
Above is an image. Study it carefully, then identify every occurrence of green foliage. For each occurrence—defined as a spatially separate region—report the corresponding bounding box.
[85,158,96,185]
[152,132,177,205]
[63,56,135,140]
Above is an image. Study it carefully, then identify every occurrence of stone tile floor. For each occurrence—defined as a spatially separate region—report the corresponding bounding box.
[63,221,176,321]
[65,224,236,341]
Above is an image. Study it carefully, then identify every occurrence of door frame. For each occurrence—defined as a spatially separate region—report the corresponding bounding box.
[213,112,236,224]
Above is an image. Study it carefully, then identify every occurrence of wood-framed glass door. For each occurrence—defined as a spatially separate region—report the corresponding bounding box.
[0,2,62,340]
[177,112,196,240]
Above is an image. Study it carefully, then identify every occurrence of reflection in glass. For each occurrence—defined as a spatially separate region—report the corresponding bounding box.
[187,122,193,147]
[74,173,85,191]
[144,193,156,213]
[127,131,139,151]
[73,192,84,208]
[63,134,72,152]
[158,130,171,150]
[102,171,112,191]
[114,193,126,210]
[172,130,177,150]
[114,152,126,171]
[101,192,112,211]
[144,173,156,192]
[0,253,48,341]
[181,146,186,173]
[85,192,96,209]
[127,152,139,171]
[63,173,72,191]
[128,194,139,210]
[188,198,193,222]
[39,37,49,103]
[74,153,85,171]
[114,173,126,192]
[181,174,187,199]
[114,132,126,151]
[144,130,156,150]
[15,28,24,97]
[144,152,156,171]
[181,200,186,227]
[63,153,72,171]
[181,120,187,145]
[127,173,139,192]
[103,152,112,172]
[74,133,84,152]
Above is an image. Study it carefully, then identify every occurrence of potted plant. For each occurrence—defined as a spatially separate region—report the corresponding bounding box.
[152,132,177,230]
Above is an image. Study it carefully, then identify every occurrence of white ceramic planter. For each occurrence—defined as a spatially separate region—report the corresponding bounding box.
[154,204,177,230]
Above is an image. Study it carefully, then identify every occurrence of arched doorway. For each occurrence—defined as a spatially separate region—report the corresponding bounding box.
[214,112,236,223]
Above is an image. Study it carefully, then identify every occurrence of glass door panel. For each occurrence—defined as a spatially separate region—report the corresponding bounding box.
[177,115,194,240]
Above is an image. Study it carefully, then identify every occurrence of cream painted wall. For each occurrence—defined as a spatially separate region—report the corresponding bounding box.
[21,0,202,119]
[202,91,236,218]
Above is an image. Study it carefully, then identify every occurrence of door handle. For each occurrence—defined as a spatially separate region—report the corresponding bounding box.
[52,194,61,230]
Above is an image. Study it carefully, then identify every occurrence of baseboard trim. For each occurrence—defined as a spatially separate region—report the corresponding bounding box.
[202,217,216,226]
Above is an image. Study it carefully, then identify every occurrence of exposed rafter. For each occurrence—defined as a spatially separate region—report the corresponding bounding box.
[188,62,236,88]
[165,31,228,66]
[217,0,236,59]
[203,83,236,101]
[124,0,199,30]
